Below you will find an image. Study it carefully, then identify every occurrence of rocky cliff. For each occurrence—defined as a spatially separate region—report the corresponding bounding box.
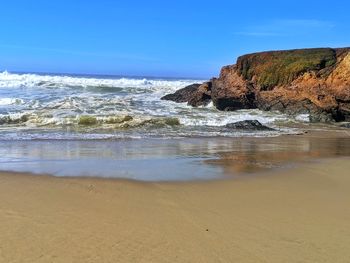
[162,47,350,122]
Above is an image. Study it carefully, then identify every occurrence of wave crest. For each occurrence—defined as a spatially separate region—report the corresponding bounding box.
[0,71,202,92]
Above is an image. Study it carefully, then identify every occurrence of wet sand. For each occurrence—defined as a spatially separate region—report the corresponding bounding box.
[1,155,350,262]
[1,128,350,181]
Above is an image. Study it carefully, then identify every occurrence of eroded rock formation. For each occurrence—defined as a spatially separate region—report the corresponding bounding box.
[162,47,350,122]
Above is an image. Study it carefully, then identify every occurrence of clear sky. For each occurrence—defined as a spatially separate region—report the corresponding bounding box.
[0,0,349,78]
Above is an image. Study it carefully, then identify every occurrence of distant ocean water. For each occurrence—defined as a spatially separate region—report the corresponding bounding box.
[0,71,309,140]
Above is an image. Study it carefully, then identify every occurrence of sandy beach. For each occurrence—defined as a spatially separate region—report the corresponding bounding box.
[2,1,350,262]
[1,156,350,262]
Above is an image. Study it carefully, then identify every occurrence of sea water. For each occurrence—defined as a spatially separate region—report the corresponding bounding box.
[0,71,308,140]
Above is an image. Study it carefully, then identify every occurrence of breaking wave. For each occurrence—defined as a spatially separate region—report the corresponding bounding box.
[0,71,198,92]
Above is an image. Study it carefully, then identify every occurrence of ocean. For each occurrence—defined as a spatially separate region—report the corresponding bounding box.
[0,71,308,140]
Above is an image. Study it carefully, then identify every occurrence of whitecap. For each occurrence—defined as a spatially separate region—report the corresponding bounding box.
[0,71,203,96]
[0,98,24,106]
[295,114,310,122]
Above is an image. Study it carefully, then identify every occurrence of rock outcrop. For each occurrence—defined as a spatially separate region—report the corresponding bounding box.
[162,47,350,122]
[340,123,350,128]
[161,83,211,107]
[225,120,275,131]
[161,84,201,103]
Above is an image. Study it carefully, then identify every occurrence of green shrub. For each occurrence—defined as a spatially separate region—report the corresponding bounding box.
[237,48,337,90]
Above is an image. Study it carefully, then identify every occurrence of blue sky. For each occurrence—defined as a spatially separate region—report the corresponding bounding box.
[0,0,349,78]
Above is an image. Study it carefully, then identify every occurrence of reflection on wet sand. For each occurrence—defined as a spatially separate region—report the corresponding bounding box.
[205,135,350,176]
[0,130,349,181]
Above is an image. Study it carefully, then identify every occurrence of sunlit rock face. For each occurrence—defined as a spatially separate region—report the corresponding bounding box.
[163,47,350,122]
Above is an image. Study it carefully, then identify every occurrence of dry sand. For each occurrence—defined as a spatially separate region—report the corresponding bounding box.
[1,158,350,262]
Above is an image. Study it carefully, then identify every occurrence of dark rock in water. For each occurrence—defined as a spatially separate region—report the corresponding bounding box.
[340,123,350,128]
[226,120,275,131]
[161,84,201,103]
[161,82,212,107]
[309,110,335,123]
[187,81,212,107]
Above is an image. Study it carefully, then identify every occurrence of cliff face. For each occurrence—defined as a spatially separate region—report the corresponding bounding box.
[162,47,350,122]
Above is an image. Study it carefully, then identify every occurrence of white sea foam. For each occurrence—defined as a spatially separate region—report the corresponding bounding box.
[0,98,24,106]
[178,109,289,127]
[0,71,201,93]
[295,114,310,122]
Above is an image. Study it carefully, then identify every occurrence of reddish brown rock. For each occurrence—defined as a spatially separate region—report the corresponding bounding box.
[211,66,255,111]
[187,81,212,107]
[163,47,350,122]
[253,49,350,121]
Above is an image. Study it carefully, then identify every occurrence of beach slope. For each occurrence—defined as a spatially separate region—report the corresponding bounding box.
[1,158,350,262]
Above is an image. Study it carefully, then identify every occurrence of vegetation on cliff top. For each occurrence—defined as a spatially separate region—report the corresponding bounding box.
[236,48,337,90]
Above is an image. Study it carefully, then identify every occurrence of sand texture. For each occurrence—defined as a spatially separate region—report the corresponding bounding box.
[1,157,350,262]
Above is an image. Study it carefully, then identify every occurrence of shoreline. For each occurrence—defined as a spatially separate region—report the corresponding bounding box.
[0,128,349,181]
[0,154,348,185]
